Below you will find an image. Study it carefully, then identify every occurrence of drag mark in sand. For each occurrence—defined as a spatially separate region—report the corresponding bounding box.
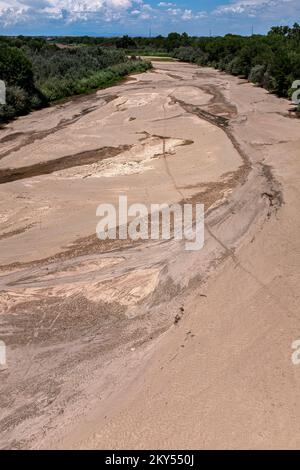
[0,145,131,184]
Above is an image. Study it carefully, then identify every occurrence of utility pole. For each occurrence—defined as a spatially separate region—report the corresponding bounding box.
[251,24,254,36]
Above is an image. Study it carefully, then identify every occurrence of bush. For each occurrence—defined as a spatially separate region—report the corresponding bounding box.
[6,86,30,113]
[0,40,152,122]
[0,46,34,90]
[0,86,30,122]
[249,65,266,85]
[39,60,152,102]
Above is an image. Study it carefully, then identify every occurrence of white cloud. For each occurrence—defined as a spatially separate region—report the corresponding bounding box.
[167,7,180,16]
[158,2,175,6]
[0,0,137,25]
[214,0,300,19]
[182,9,192,20]
[0,0,299,31]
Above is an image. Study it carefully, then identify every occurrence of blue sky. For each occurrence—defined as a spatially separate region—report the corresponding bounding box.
[0,0,299,36]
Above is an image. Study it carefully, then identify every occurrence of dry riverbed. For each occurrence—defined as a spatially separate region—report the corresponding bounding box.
[0,61,300,449]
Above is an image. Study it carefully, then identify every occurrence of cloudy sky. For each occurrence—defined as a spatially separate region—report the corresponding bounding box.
[0,0,299,36]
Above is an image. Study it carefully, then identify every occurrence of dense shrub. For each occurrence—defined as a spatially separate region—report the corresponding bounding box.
[249,65,266,84]
[40,60,151,101]
[0,39,151,123]
[0,46,34,90]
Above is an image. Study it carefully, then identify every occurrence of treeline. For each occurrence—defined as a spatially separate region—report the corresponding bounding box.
[43,34,181,52]
[27,45,149,101]
[0,37,151,123]
[1,25,300,122]
[87,27,300,104]
[53,28,300,103]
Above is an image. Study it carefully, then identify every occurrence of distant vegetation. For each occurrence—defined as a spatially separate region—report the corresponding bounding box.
[1,25,300,123]
[0,36,151,123]
[111,27,300,108]
[52,28,300,106]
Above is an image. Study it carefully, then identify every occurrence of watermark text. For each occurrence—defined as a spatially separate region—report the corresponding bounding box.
[96,196,204,251]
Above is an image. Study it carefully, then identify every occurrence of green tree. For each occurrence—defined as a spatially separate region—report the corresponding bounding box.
[0,46,34,90]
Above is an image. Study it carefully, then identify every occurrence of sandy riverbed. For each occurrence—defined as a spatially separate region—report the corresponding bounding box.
[0,61,300,449]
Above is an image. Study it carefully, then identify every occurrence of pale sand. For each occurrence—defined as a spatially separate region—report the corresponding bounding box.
[0,61,300,449]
